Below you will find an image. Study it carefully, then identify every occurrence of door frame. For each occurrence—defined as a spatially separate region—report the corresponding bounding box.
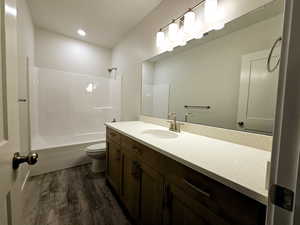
[267,0,300,224]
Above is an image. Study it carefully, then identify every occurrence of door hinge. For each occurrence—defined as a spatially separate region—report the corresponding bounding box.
[270,184,294,212]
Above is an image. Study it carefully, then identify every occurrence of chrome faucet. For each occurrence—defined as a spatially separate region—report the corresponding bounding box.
[167,112,182,132]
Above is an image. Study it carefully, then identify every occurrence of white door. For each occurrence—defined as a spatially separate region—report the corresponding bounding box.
[0,0,36,224]
[268,0,300,224]
[237,49,280,134]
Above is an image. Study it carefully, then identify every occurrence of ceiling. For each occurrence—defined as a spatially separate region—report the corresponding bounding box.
[27,0,162,48]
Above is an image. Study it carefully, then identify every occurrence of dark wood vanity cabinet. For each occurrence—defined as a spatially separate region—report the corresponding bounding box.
[106,129,122,194]
[163,183,229,225]
[106,127,266,225]
[120,135,164,225]
[106,141,122,194]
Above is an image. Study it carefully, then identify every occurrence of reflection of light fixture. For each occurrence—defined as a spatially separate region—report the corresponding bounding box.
[166,39,174,52]
[194,18,204,39]
[5,4,17,16]
[177,28,187,46]
[205,0,224,30]
[86,83,96,93]
[168,20,178,43]
[77,29,86,36]
[183,9,196,35]
[156,29,165,49]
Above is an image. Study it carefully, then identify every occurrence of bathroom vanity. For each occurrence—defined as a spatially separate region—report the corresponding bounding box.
[105,121,269,225]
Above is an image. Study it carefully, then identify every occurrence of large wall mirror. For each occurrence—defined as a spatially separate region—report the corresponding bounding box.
[141,0,284,135]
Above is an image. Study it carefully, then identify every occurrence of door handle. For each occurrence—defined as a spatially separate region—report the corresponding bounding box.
[183,179,211,198]
[12,152,38,170]
[237,121,244,127]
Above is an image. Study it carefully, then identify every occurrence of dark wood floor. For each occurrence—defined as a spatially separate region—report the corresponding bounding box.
[22,165,131,225]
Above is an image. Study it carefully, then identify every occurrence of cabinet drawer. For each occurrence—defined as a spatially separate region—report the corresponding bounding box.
[165,182,230,225]
[121,135,161,169]
[163,156,266,225]
[107,127,121,144]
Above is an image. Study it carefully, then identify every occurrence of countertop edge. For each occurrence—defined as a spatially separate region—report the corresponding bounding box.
[105,123,268,205]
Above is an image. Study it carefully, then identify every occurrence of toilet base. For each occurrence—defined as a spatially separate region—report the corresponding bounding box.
[91,158,106,173]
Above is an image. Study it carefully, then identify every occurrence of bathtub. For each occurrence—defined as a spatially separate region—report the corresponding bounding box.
[30,132,106,176]
[31,132,106,151]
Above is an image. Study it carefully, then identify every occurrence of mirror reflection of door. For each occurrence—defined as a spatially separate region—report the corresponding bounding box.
[237,48,280,134]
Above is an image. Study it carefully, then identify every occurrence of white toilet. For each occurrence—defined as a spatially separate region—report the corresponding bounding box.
[85,142,106,173]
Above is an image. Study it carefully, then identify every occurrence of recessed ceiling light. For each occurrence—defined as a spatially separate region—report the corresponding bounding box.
[77,29,86,37]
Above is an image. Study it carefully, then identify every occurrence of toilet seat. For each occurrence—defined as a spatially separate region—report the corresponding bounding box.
[85,143,106,153]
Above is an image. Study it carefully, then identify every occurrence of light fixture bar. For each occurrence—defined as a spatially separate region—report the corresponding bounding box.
[159,0,205,31]
[156,0,225,51]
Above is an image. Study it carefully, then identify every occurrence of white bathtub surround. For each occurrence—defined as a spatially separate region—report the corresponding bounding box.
[140,115,273,151]
[29,67,121,175]
[106,121,271,205]
[31,67,121,139]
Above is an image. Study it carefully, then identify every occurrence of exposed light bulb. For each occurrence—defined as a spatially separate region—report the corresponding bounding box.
[165,39,174,52]
[205,0,217,23]
[205,0,225,31]
[177,28,187,46]
[156,30,165,49]
[168,21,179,43]
[194,18,204,39]
[183,10,196,35]
[213,7,225,30]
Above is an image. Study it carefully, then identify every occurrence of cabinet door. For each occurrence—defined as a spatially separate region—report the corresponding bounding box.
[121,151,140,221]
[106,141,121,193]
[163,183,229,225]
[140,163,164,225]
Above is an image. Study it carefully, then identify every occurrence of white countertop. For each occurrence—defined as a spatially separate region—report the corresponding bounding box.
[106,121,271,205]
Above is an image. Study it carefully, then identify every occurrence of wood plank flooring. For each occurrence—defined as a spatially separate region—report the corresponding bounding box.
[22,165,131,225]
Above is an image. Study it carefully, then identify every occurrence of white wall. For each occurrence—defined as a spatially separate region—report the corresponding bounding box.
[35,28,112,77]
[112,0,276,121]
[151,15,282,130]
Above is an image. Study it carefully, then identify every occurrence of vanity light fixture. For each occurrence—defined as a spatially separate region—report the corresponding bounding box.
[183,9,196,35]
[156,29,165,49]
[156,0,226,51]
[205,0,224,30]
[177,27,187,47]
[77,29,86,37]
[194,17,204,39]
[168,20,179,43]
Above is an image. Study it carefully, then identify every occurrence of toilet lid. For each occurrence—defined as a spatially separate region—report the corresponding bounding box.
[86,143,106,153]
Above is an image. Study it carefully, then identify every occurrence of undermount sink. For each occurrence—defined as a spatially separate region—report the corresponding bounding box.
[141,129,179,139]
